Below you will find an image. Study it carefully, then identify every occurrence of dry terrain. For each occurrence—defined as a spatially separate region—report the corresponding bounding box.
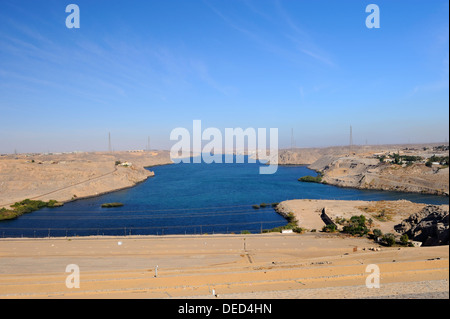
[279,143,449,196]
[276,199,449,235]
[0,151,172,208]
[0,233,448,299]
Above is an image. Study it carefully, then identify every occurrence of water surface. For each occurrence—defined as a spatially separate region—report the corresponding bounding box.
[1,156,448,237]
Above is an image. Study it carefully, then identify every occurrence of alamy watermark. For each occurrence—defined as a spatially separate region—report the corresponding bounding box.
[366,4,380,29]
[365,264,380,288]
[65,4,80,29]
[65,264,80,289]
[170,120,279,174]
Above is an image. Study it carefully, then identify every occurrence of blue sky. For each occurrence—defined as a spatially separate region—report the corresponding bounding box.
[0,0,448,153]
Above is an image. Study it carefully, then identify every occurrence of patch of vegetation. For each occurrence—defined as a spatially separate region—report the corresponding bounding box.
[241,230,251,234]
[47,200,64,208]
[252,205,260,209]
[263,212,304,233]
[0,199,63,221]
[381,233,396,247]
[400,234,409,246]
[101,202,124,208]
[358,204,393,222]
[372,228,383,238]
[341,215,369,237]
[298,175,322,183]
[259,203,268,208]
[322,224,338,233]
[271,202,279,207]
[426,155,449,167]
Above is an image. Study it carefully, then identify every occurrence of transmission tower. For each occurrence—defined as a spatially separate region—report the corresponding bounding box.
[349,126,353,148]
[291,128,295,150]
[108,132,112,153]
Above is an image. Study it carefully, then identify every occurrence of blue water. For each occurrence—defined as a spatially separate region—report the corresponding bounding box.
[1,156,448,237]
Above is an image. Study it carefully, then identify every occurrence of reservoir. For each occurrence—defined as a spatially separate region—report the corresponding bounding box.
[1,156,448,237]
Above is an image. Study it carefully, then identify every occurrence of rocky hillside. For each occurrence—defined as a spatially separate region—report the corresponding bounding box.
[309,156,449,196]
[394,205,449,246]
[284,144,449,196]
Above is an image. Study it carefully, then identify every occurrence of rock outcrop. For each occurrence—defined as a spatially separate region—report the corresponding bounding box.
[394,205,449,246]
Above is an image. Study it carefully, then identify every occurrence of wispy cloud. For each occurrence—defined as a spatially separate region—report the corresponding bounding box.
[204,0,336,68]
[274,0,337,68]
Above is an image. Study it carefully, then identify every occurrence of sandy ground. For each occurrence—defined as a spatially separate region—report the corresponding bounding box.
[0,233,448,299]
[276,199,449,234]
[0,151,172,208]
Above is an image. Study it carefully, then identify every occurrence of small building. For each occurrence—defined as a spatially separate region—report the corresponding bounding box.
[410,241,422,247]
[120,162,132,167]
[431,162,441,166]
[281,229,293,234]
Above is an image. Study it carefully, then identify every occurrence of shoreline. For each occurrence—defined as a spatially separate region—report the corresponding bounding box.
[59,162,174,206]
[0,151,174,209]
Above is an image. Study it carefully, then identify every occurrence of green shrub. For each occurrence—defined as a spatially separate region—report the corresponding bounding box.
[400,234,409,246]
[373,229,383,238]
[292,227,305,234]
[1,199,62,221]
[382,233,396,246]
[241,230,251,234]
[298,175,322,183]
[322,224,338,233]
[342,215,369,237]
[285,212,297,224]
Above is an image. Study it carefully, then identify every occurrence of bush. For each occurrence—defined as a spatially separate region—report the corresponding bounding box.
[285,212,297,224]
[322,224,338,233]
[400,234,409,246]
[241,230,251,234]
[373,229,383,238]
[292,227,305,234]
[342,215,369,237]
[1,199,62,221]
[47,200,64,208]
[298,175,322,183]
[382,233,396,246]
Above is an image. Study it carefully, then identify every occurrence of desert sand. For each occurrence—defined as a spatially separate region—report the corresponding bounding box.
[0,151,172,208]
[276,199,449,235]
[0,233,448,299]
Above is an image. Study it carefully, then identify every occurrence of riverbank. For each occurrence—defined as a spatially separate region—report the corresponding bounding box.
[276,199,449,237]
[279,143,449,196]
[0,151,173,209]
[0,233,447,299]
